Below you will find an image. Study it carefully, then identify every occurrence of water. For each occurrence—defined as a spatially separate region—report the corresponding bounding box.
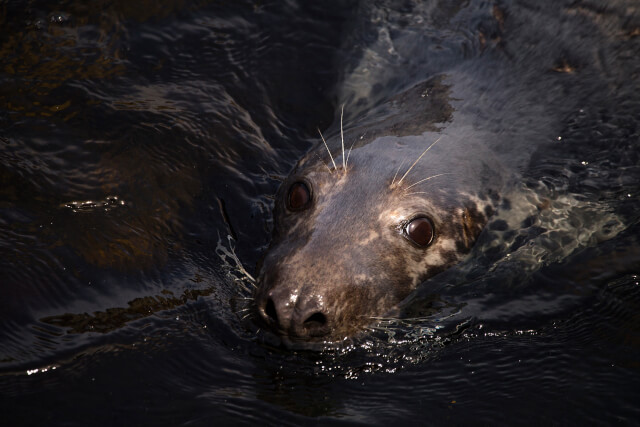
[1,0,639,424]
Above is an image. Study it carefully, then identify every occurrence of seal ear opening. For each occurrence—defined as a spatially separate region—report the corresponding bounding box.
[461,207,484,252]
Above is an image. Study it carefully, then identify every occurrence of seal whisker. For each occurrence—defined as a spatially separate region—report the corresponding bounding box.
[315,153,333,173]
[396,135,443,186]
[318,127,337,171]
[346,137,356,169]
[340,104,346,172]
[404,173,453,190]
[235,280,256,292]
[391,159,407,186]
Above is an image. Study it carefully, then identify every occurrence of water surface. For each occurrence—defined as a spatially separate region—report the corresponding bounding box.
[1,0,639,425]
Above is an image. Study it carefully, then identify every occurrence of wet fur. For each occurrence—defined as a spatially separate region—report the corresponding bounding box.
[254,78,498,341]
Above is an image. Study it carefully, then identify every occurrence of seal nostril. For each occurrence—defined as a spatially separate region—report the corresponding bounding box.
[264,298,278,325]
[303,312,327,328]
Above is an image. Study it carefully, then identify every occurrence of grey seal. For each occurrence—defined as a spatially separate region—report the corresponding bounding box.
[253,77,506,343]
[251,0,633,344]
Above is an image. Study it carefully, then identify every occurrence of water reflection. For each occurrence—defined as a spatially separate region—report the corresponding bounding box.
[0,0,639,424]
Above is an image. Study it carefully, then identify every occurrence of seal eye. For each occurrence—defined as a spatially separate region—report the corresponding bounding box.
[405,217,434,247]
[287,182,311,211]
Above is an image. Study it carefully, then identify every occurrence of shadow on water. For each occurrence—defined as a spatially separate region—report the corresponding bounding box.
[1,0,640,425]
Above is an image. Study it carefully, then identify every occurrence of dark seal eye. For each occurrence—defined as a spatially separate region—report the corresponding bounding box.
[287,182,311,211]
[405,217,434,247]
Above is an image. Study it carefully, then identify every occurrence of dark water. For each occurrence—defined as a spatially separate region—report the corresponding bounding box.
[1,0,639,425]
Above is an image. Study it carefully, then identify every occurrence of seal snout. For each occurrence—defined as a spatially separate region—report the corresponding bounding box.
[259,288,331,340]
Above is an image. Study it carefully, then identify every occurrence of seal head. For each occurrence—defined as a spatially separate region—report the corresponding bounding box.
[254,122,496,343]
